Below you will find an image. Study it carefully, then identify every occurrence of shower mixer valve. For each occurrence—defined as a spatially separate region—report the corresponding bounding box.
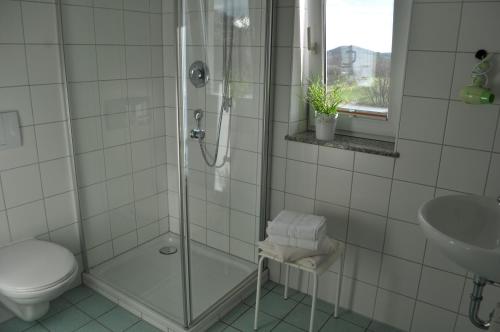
[190,109,206,140]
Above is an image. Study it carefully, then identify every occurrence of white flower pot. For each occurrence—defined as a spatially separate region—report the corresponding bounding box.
[315,113,338,141]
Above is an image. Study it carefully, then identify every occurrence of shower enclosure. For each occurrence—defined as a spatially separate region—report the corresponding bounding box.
[59,0,273,330]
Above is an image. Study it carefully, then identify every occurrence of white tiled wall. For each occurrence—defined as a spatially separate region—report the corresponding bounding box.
[61,0,170,268]
[269,1,500,331]
[0,0,83,322]
[164,0,267,263]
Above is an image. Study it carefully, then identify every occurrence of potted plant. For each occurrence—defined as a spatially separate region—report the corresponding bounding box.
[305,77,344,141]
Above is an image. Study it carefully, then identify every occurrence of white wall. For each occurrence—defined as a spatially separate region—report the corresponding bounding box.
[270,1,500,331]
[61,0,170,268]
[164,0,267,263]
[0,0,82,322]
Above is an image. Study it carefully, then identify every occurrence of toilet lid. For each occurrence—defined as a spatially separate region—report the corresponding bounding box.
[0,239,77,293]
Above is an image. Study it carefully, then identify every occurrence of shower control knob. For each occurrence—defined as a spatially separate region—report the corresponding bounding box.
[190,128,205,140]
[189,61,209,88]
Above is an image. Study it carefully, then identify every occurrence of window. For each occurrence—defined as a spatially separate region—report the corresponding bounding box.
[325,0,394,119]
[315,0,412,139]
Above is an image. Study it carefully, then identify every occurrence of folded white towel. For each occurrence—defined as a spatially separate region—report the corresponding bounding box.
[267,210,326,241]
[258,236,335,262]
[267,233,325,250]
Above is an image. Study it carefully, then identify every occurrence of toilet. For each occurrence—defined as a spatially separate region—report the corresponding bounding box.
[0,239,79,321]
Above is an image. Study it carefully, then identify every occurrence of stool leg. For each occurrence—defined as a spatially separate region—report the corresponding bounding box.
[284,264,290,299]
[254,255,265,330]
[334,251,344,318]
[310,273,318,332]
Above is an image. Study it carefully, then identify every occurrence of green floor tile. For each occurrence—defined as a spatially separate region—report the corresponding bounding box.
[262,281,279,290]
[125,321,162,332]
[320,317,364,332]
[75,321,111,332]
[244,289,270,307]
[301,296,336,314]
[207,322,229,332]
[97,306,140,332]
[337,309,372,328]
[42,298,72,319]
[258,291,298,319]
[62,286,95,304]
[24,324,48,332]
[40,307,92,332]
[0,317,36,332]
[271,285,306,302]
[283,303,330,332]
[368,321,405,332]
[76,294,116,318]
[232,308,279,332]
[271,321,305,332]
[221,303,250,325]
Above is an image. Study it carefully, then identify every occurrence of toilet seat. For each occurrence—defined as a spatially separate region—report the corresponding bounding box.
[0,239,78,298]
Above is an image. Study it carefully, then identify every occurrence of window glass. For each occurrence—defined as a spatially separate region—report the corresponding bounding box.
[325,0,394,117]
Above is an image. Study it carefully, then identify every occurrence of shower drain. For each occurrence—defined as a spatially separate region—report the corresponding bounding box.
[159,246,178,255]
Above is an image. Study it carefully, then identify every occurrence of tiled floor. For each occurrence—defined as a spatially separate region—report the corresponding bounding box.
[0,286,161,332]
[0,282,403,332]
[209,281,404,332]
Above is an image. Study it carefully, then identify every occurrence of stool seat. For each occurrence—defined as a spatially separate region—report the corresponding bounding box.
[254,242,345,332]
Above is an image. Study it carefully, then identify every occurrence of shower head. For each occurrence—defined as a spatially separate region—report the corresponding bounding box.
[214,0,250,29]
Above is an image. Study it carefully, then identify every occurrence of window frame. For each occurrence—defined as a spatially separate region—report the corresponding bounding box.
[309,0,413,141]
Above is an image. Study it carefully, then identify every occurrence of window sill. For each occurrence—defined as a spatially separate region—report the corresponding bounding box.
[285,131,399,158]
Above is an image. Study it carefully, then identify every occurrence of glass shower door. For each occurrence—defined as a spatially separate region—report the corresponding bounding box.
[176,0,269,325]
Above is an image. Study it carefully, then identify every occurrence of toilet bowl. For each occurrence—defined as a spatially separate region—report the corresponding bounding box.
[0,239,79,321]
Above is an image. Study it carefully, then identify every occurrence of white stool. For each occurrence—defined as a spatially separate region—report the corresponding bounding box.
[253,243,345,332]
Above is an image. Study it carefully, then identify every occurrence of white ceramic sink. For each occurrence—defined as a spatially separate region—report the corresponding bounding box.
[418,195,500,282]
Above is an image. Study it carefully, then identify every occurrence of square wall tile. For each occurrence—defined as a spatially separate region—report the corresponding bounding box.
[0,1,23,43]
[389,180,434,224]
[437,146,490,194]
[284,193,314,214]
[65,45,98,83]
[79,182,108,219]
[354,153,394,178]
[45,191,78,230]
[61,4,95,44]
[409,3,461,52]
[40,157,74,197]
[384,219,426,263]
[22,2,58,43]
[271,157,286,191]
[26,45,62,85]
[230,180,257,215]
[75,150,106,187]
[444,102,498,151]
[68,82,100,119]
[286,141,318,163]
[285,159,317,199]
[404,51,455,99]
[344,244,381,285]
[458,2,500,53]
[424,241,466,276]
[399,96,448,144]
[411,301,457,332]
[315,166,352,207]
[94,8,124,44]
[418,267,465,311]
[97,46,126,80]
[83,214,111,248]
[7,200,47,241]
[351,173,391,216]
[318,146,354,171]
[347,210,386,251]
[31,84,66,124]
[339,276,377,318]
[1,164,42,208]
[0,212,10,246]
[0,127,38,171]
[0,86,33,126]
[373,289,415,332]
[394,139,441,186]
[272,122,288,158]
[0,45,28,88]
[314,201,348,241]
[486,153,500,197]
[35,122,70,161]
[379,255,421,297]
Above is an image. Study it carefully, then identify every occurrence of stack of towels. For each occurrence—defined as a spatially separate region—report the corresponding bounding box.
[259,210,339,268]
